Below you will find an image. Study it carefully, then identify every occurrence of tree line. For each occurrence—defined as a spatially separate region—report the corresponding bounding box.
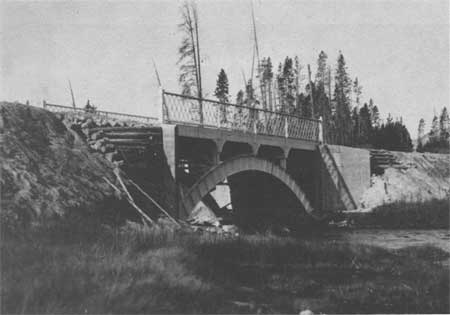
[177,3,414,151]
[417,107,449,153]
[212,52,414,151]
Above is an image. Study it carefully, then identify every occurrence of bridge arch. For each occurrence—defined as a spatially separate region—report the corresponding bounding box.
[181,155,319,219]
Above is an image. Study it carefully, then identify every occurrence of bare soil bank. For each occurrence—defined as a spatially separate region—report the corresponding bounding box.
[360,151,449,208]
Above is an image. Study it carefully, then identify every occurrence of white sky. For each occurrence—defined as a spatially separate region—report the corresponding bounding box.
[1,0,449,137]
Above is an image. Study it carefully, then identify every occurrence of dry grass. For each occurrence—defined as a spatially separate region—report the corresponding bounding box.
[1,216,449,314]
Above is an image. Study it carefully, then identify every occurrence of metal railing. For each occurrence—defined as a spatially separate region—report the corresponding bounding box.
[162,91,321,142]
[43,101,158,124]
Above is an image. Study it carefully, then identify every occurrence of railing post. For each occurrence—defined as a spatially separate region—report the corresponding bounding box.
[199,99,203,126]
[43,100,47,109]
[217,103,220,128]
[253,109,257,134]
[284,116,288,138]
[319,116,324,143]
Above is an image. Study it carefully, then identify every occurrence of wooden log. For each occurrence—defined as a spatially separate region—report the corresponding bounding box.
[105,138,152,146]
[126,176,181,227]
[103,132,160,139]
[88,126,162,134]
[113,145,149,150]
[113,169,155,225]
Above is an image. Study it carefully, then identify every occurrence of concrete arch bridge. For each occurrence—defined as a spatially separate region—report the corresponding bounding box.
[160,92,371,226]
[44,92,371,227]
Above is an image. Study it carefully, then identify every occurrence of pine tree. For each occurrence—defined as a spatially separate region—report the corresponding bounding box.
[294,56,301,97]
[386,113,393,124]
[430,115,440,140]
[177,2,201,97]
[351,106,360,144]
[214,69,229,102]
[297,93,312,118]
[359,103,372,145]
[371,117,413,152]
[261,57,274,110]
[313,51,334,142]
[236,90,244,105]
[421,108,450,153]
[245,79,255,105]
[439,107,449,141]
[353,77,362,108]
[417,118,426,151]
[313,84,332,141]
[371,104,380,128]
[277,57,296,113]
[214,69,230,124]
[315,51,328,87]
[333,52,352,145]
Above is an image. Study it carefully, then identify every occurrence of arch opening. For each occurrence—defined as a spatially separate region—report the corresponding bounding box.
[182,156,318,230]
[227,170,314,231]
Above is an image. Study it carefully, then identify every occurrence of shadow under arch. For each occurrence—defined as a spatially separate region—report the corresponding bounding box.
[180,155,320,220]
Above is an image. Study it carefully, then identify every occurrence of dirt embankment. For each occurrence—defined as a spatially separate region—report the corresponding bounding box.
[1,102,120,224]
[360,151,450,208]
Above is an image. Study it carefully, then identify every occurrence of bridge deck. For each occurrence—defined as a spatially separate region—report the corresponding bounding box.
[176,124,318,151]
[44,90,322,152]
[162,91,322,145]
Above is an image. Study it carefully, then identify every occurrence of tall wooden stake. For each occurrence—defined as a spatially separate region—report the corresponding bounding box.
[308,64,314,118]
[251,2,264,107]
[193,4,203,124]
[152,58,162,88]
[68,80,76,108]
[241,69,247,88]
[328,67,333,143]
[328,67,332,104]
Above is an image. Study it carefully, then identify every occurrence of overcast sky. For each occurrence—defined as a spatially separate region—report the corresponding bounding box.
[1,0,449,137]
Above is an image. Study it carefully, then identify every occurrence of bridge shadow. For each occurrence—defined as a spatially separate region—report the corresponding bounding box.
[227,170,317,233]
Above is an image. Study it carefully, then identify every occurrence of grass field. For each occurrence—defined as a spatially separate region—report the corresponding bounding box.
[1,216,449,314]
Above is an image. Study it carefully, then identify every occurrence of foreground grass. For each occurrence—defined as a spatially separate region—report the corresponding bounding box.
[1,218,449,314]
[349,198,450,229]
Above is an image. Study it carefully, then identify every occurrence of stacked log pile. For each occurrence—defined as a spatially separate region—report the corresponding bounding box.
[60,111,162,165]
[86,127,162,165]
[370,149,409,174]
